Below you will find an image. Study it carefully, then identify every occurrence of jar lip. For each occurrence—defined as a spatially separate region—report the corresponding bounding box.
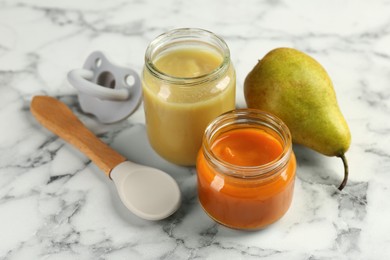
[144,28,230,85]
[202,109,293,179]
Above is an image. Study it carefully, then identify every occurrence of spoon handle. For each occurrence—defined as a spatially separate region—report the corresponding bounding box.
[30,96,126,177]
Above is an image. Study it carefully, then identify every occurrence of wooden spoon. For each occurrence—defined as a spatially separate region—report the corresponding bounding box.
[31,96,181,220]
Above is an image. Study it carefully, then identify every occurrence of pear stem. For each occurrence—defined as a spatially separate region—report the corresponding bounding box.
[337,153,349,191]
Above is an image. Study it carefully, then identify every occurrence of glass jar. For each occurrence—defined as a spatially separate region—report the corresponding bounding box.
[196,109,296,230]
[142,28,236,166]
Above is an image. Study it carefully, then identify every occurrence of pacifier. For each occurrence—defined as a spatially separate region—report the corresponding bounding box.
[68,51,142,123]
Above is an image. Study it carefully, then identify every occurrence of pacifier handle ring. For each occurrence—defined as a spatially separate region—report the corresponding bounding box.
[68,69,130,101]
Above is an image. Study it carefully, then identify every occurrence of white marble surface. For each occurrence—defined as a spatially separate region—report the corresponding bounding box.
[1,0,389,259]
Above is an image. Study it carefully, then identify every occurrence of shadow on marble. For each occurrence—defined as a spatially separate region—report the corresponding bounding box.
[293,144,346,189]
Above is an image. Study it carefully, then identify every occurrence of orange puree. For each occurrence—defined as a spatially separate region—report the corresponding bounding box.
[197,127,296,229]
[211,128,284,167]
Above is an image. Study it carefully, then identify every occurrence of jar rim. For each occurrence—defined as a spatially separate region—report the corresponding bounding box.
[144,28,231,85]
[202,109,293,179]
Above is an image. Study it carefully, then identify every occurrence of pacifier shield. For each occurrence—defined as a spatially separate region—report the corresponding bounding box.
[68,51,142,123]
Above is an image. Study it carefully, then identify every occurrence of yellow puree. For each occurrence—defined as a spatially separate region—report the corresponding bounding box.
[143,48,235,165]
[154,49,221,78]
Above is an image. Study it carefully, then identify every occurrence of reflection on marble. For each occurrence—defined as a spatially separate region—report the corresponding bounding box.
[1,0,390,259]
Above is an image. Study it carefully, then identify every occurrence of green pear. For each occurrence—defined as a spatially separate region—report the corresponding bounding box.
[244,47,351,190]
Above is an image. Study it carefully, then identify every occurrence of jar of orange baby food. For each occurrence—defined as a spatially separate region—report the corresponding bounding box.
[142,28,236,166]
[197,109,296,230]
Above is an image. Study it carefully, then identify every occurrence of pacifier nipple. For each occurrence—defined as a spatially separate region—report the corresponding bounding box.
[68,51,142,123]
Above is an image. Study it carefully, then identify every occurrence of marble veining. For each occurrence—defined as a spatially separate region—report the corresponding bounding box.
[1,0,390,259]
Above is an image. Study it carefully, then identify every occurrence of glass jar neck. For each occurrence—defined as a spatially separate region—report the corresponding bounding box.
[144,28,231,85]
[202,109,293,180]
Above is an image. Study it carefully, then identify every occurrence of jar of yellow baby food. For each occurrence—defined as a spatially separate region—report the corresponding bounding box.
[142,28,236,166]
